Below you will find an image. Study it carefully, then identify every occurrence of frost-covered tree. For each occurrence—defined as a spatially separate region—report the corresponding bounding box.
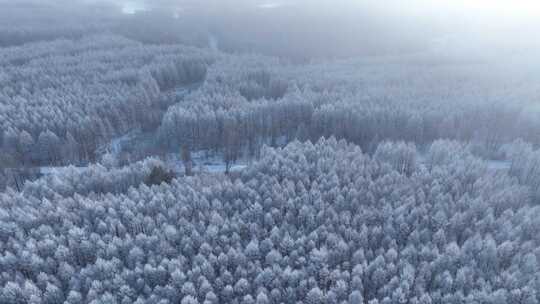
[0,139,538,303]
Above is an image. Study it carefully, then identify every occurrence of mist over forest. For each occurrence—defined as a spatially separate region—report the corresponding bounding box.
[1,1,540,304]
[4,0,540,58]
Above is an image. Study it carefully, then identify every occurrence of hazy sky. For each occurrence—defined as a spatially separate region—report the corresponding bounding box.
[9,0,538,31]
[116,0,540,36]
[3,0,539,57]
[116,0,540,16]
[114,0,540,29]
[5,0,540,21]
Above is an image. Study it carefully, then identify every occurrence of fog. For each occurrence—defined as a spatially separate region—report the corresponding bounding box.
[2,0,539,59]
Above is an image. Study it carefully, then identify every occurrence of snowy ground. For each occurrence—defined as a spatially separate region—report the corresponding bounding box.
[164,151,248,174]
[42,146,512,178]
[485,160,511,170]
[96,131,140,156]
[416,152,510,171]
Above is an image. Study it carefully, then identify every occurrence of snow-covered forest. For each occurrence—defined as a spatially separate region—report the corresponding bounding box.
[1,1,540,303]
[2,139,540,304]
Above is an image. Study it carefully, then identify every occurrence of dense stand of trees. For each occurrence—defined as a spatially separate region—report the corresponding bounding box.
[296,58,540,154]
[2,33,538,173]
[1,139,539,304]
[503,140,540,203]
[0,35,213,166]
[21,158,167,199]
[157,53,540,166]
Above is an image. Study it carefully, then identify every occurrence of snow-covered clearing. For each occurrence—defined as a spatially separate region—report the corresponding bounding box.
[163,151,249,174]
